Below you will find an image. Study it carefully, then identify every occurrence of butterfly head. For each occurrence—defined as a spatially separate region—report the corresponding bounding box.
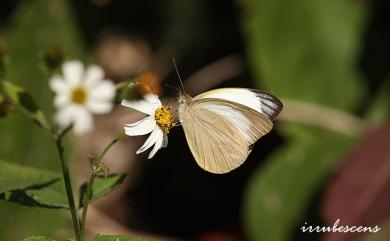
[178,93,192,105]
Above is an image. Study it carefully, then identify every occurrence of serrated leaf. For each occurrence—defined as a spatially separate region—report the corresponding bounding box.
[92,235,149,241]
[79,174,127,209]
[20,235,57,241]
[1,81,51,130]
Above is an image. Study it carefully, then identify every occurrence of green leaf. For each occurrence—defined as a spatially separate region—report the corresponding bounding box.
[23,179,68,209]
[1,81,51,131]
[0,179,63,208]
[79,174,127,209]
[0,160,68,209]
[92,235,149,241]
[20,235,57,241]
[0,159,58,193]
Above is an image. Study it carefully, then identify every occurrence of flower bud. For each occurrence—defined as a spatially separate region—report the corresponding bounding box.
[43,46,65,72]
[0,95,14,117]
[0,43,7,57]
[0,43,7,79]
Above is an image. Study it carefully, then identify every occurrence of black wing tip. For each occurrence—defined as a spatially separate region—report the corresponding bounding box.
[250,89,283,120]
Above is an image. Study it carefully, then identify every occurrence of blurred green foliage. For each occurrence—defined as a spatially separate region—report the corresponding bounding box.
[20,235,148,241]
[242,0,366,111]
[21,236,57,241]
[0,0,85,239]
[366,80,390,124]
[241,0,369,240]
[92,235,149,241]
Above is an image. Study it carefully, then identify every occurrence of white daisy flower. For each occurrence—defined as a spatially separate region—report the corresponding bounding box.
[50,60,116,134]
[122,94,175,159]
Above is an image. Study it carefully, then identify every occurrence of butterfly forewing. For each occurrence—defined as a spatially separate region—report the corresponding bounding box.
[179,97,274,174]
[194,88,283,120]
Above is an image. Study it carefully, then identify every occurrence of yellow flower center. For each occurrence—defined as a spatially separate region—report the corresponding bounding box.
[71,86,87,104]
[154,106,176,134]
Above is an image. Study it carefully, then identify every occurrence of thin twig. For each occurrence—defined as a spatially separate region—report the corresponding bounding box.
[278,99,370,137]
[80,132,127,239]
[96,132,127,163]
[183,54,244,95]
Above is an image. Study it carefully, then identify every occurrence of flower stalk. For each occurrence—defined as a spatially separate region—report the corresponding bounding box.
[54,133,82,241]
[80,171,95,241]
[80,132,126,240]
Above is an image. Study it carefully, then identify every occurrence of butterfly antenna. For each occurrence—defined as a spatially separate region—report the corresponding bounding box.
[164,83,181,93]
[171,57,185,92]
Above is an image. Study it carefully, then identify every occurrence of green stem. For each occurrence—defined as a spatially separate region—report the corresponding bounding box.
[80,173,95,241]
[97,132,126,162]
[55,137,81,241]
[80,132,126,239]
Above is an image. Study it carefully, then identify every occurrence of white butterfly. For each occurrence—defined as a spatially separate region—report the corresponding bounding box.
[178,88,283,174]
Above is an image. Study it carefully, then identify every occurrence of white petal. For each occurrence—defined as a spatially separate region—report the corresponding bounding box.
[162,134,168,148]
[148,129,164,159]
[55,105,93,134]
[125,118,146,127]
[73,107,94,134]
[54,93,70,108]
[84,65,104,88]
[54,105,75,128]
[124,116,156,136]
[50,76,69,95]
[89,80,116,101]
[121,99,156,115]
[86,100,113,114]
[136,127,162,154]
[62,60,84,86]
[144,94,162,107]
